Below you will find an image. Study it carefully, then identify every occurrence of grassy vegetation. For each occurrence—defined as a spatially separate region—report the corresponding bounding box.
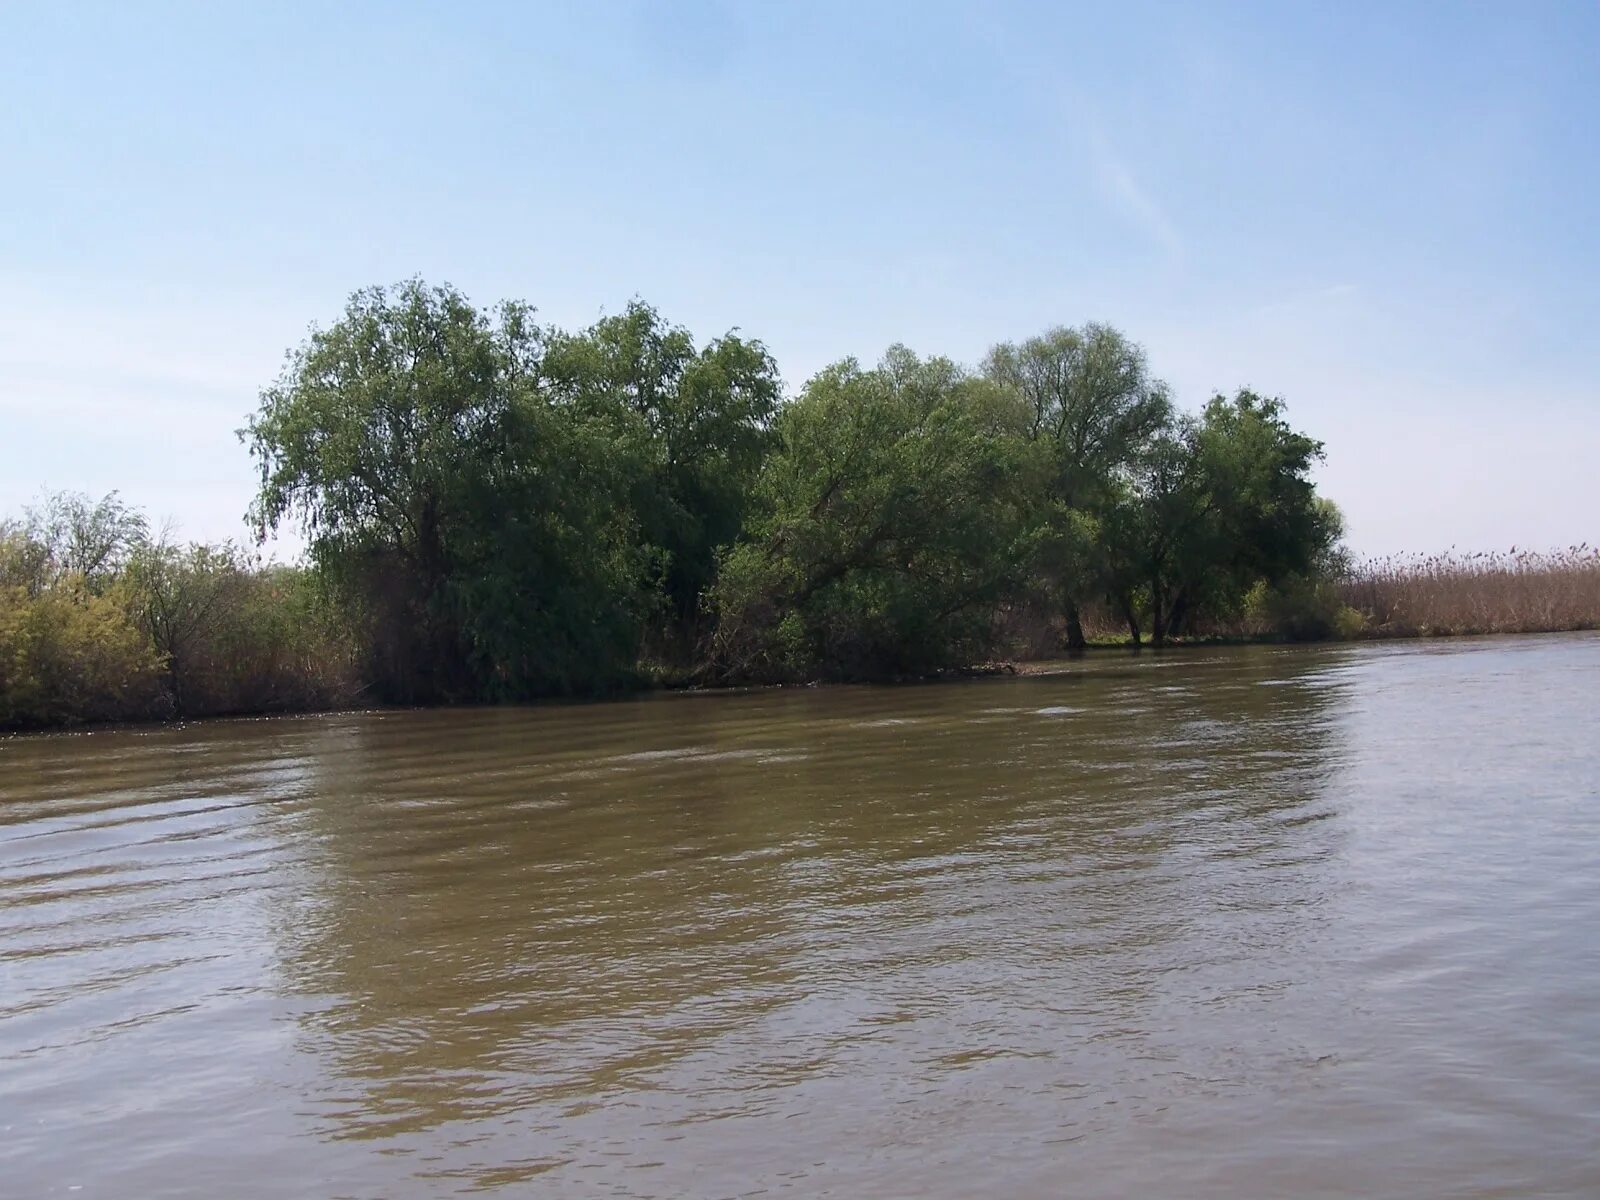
[1,493,362,730]
[1337,548,1600,637]
[5,522,1594,731]
[998,550,1600,653]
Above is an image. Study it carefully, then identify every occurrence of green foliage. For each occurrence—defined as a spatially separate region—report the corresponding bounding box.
[544,302,781,654]
[0,495,363,729]
[124,541,362,716]
[439,405,649,699]
[711,348,1032,681]
[2,491,149,595]
[243,280,646,701]
[125,539,247,713]
[0,580,163,727]
[1090,390,1338,643]
[984,322,1171,507]
[984,323,1172,648]
[1095,420,1202,643]
[6,289,1360,727]
[1192,390,1333,588]
[1244,576,1366,642]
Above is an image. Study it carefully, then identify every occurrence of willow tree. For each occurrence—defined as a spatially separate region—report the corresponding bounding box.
[1099,390,1337,645]
[1172,389,1338,638]
[543,302,780,657]
[712,347,1032,682]
[984,323,1171,650]
[8,491,149,595]
[243,280,645,702]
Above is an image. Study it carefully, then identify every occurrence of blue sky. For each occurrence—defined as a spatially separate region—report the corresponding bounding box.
[2,0,1596,557]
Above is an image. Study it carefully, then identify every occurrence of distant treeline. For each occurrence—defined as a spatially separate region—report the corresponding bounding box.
[4,280,1593,729]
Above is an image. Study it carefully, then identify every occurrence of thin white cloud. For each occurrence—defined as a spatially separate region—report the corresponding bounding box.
[1087,125,1184,261]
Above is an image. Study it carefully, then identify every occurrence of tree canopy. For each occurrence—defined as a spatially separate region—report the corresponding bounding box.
[233,283,1343,700]
[543,301,781,654]
[983,323,1172,649]
[0,279,1363,729]
[243,281,644,701]
[711,348,1033,681]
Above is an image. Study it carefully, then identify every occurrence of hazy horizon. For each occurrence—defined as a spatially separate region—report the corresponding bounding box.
[3,1,1596,559]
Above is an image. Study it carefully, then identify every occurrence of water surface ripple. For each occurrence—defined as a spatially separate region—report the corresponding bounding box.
[3,636,1599,1197]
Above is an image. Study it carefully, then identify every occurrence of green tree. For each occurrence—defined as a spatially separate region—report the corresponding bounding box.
[544,302,780,655]
[243,280,644,701]
[984,324,1171,649]
[712,347,1031,681]
[1102,417,1206,646]
[4,491,149,595]
[1191,389,1335,604]
[1101,390,1335,645]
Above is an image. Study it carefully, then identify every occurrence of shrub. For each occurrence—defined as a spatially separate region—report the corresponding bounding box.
[125,543,364,717]
[0,581,164,727]
[1244,576,1365,642]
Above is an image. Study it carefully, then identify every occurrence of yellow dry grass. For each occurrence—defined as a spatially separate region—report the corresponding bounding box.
[1339,547,1600,637]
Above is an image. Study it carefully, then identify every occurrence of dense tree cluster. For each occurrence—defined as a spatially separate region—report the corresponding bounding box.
[2,279,1348,726]
[243,282,782,702]
[243,280,1343,696]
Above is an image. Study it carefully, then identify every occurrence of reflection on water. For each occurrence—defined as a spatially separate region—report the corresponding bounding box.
[3,636,1598,1197]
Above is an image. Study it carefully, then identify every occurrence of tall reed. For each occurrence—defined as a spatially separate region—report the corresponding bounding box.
[1339,546,1600,637]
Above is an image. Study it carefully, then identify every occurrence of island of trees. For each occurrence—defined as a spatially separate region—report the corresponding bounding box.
[3,281,1596,729]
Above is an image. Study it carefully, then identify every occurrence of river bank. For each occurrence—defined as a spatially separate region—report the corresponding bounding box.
[8,623,1598,738]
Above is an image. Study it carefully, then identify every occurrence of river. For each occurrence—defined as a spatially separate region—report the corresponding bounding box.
[3,635,1598,1197]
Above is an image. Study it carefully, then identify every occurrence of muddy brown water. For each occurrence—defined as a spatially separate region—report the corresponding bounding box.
[3,635,1598,1198]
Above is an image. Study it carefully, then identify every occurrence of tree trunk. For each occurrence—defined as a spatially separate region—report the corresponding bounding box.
[169,655,186,719]
[1119,597,1142,648]
[1165,589,1189,641]
[1063,601,1087,653]
[1150,583,1167,648]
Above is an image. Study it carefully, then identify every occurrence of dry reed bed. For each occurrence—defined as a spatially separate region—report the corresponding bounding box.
[1339,547,1600,636]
